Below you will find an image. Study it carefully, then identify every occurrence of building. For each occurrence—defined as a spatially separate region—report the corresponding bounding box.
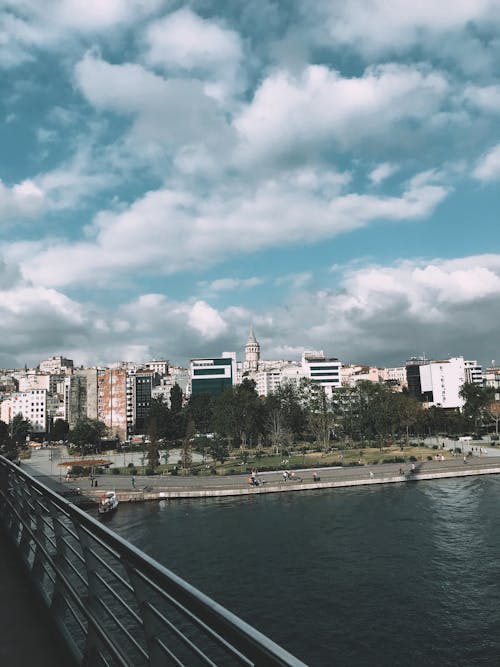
[407,356,466,408]
[190,352,237,396]
[67,369,98,427]
[144,360,169,376]
[126,370,154,435]
[464,360,483,385]
[39,356,73,375]
[97,368,127,441]
[1,389,48,433]
[302,351,341,397]
[244,327,260,372]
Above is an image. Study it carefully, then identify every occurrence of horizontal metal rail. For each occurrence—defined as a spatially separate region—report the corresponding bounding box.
[0,456,307,667]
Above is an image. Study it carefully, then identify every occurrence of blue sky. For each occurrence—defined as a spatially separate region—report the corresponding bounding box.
[2,0,500,369]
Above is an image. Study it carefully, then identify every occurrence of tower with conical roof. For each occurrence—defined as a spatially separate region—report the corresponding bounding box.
[244,326,260,372]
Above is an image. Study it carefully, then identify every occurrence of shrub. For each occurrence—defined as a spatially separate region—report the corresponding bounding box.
[427,456,433,461]
[127,462,134,468]
[130,468,137,475]
[432,445,438,450]
[409,456,417,462]
[112,468,120,475]
[145,468,155,476]
[382,456,405,464]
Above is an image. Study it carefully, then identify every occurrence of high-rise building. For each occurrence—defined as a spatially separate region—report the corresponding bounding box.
[407,357,466,408]
[97,368,127,441]
[302,351,341,397]
[190,352,237,396]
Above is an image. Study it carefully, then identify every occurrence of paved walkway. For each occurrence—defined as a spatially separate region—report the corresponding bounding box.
[21,449,500,506]
[0,527,77,667]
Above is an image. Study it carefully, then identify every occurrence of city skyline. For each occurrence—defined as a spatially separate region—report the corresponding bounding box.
[1,2,500,369]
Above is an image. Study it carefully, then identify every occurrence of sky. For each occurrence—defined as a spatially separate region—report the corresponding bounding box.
[1,0,500,370]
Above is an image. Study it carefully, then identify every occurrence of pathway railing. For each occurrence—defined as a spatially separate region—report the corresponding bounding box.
[0,456,306,667]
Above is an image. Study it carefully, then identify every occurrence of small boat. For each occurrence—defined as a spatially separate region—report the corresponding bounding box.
[98,491,119,514]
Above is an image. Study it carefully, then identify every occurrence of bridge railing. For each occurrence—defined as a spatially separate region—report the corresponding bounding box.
[0,456,306,667]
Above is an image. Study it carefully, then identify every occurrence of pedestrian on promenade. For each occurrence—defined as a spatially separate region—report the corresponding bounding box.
[131,475,136,488]
[282,471,288,482]
[463,455,467,464]
[313,472,320,482]
[369,471,374,478]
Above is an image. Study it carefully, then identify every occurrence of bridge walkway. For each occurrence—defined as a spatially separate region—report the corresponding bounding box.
[0,527,77,667]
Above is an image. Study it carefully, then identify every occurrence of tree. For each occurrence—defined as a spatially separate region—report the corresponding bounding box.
[51,419,69,442]
[187,393,214,433]
[207,437,229,465]
[485,400,500,436]
[181,417,194,471]
[459,383,495,434]
[302,380,334,450]
[147,397,171,441]
[71,418,107,454]
[0,420,13,452]
[10,413,31,445]
[170,383,183,415]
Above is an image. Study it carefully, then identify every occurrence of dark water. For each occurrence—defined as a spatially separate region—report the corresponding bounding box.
[108,478,500,666]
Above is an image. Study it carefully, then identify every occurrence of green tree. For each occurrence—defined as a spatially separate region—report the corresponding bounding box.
[301,380,335,450]
[459,383,495,434]
[10,413,32,445]
[71,418,107,454]
[187,393,214,433]
[0,420,13,453]
[207,437,229,465]
[147,397,171,441]
[181,417,194,471]
[51,418,69,442]
[170,383,183,414]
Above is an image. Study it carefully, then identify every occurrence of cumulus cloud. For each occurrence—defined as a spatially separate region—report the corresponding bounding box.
[143,8,245,102]
[369,163,399,185]
[235,63,450,163]
[15,170,448,288]
[313,0,500,73]
[74,51,234,164]
[0,0,162,66]
[198,277,265,294]
[0,178,45,222]
[473,143,500,181]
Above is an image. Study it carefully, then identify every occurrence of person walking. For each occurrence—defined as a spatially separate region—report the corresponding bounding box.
[131,475,136,488]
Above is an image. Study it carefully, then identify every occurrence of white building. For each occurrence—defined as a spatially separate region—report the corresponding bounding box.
[144,360,169,376]
[419,357,466,409]
[1,389,48,433]
[302,351,341,397]
[464,360,483,385]
[39,356,73,375]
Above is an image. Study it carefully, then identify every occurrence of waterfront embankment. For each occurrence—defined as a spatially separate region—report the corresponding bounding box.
[22,452,500,507]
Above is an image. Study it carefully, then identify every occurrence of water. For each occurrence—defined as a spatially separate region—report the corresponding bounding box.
[108,478,500,666]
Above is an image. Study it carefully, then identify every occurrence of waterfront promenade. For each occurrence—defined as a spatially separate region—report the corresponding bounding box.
[22,447,500,506]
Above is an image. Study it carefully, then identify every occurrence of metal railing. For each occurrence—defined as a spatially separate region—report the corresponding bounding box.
[0,456,307,667]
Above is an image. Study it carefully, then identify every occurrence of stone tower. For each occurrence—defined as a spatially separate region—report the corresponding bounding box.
[244,326,260,372]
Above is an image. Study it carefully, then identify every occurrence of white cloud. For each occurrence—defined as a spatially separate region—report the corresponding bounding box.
[15,170,448,288]
[473,143,500,181]
[198,277,264,293]
[369,163,399,185]
[144,8,244,102]
[465,84,500,113]
[75,52,234,160]
[316,0,500,58]
[0,178,45,222]
[235,64,450,163]
[0,0,162,67]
